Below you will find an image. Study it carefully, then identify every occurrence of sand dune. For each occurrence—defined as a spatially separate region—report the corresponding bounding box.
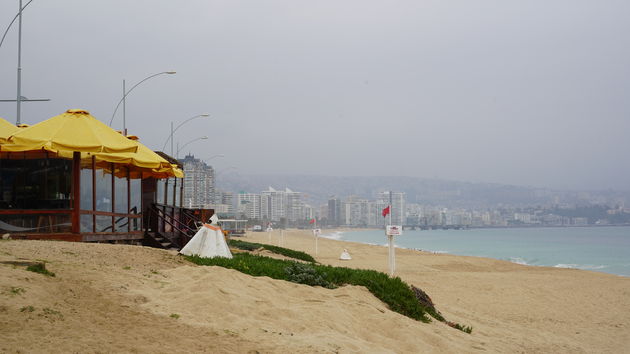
[1,230,629,353]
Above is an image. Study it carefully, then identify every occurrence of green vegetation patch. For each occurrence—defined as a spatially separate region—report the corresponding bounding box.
[20,305,35,313]
[187,253,433,323]
[9,287,26,295]
[26,263,55,277]
[228,239,317,263]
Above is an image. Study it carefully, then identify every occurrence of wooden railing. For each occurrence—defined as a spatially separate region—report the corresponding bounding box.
[146,203,198,248]
[0,209,72,234]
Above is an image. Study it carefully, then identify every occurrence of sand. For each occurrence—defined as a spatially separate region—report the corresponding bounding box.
[1,230,629,353]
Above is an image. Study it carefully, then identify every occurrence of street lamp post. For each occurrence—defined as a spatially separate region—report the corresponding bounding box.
[204,154,225,162]
[161,114,210,156]
[0,0,52,124]
[16,0,23,125]
[0,0,33,51]
[108,71,176,132]
[176,136,208,159]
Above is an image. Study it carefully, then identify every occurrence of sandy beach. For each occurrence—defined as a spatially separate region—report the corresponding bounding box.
[1,230,629,353]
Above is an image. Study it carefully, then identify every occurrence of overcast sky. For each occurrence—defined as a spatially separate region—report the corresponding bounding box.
[1,0,629,191]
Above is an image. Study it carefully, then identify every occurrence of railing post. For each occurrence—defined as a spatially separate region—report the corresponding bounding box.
[71,152,80,234]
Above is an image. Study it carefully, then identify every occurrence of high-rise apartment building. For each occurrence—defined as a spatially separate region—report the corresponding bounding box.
[237,192,262,220]
[379,191,405,225]
[343,196,369,226]
[261,187,286,222]
[285,188,304,223]
[327,196,342,226]
[367,200,388,226]
[259,187,307,224]
[180,154,214,209]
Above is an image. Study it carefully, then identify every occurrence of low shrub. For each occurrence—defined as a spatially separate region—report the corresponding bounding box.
[187,248,475,333]
[447,322,473,334]
[228,239,316,263]
[285,263,334,289]
[187,253,432,323]
[26,263,55,277]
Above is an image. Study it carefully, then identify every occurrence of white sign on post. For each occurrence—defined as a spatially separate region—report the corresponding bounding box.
[312,228,321,236]
[386,225,403,236]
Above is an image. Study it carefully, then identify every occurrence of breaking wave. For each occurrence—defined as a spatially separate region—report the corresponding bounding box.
[509,257,531,266]
[554,264,608,270]
[319,231,344,240]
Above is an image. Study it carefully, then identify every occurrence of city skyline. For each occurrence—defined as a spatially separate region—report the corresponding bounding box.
[1,1,629,191]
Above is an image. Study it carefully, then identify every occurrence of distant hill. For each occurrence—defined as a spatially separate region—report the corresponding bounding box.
[217,173,630,208]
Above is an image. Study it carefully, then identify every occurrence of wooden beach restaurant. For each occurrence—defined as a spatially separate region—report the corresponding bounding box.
[0,109,208,248]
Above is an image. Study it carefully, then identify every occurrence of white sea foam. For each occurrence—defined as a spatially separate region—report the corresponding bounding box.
[319,231,344,240]
[554,263,579,269]
[553,264,608,270]
[509,257,530,266]
[414,249,449,254]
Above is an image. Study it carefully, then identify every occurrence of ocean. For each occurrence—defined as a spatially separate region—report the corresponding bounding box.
[320,226,630,277]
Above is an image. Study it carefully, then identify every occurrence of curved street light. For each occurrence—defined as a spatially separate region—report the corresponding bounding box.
[214,165,238,179]
[108,71,176,131]
[161,113,210,156]
[204,154,225,162]
[1,0,37,125]
[0,0,34,50]
[176,136,208,158]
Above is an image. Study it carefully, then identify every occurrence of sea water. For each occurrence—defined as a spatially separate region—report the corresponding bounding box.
[321,226,630,277]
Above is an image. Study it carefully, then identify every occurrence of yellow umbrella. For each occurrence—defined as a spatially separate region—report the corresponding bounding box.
[2,110,182,179]
[2,109,138,153]
[93,135,171,169]
[101,162,184,179]
[0,117,20,143]
[91,135,184,178]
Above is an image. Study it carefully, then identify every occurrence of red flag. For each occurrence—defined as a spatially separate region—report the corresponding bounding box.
[382,206,390,217]
[309,218,316,224]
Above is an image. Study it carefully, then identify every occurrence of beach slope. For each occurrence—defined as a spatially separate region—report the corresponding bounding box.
[0,232,628,353]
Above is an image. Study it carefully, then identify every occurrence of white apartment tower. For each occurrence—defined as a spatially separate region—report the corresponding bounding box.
[260,187,306,224]
[379,191,406,225]
[261,187,286,222]
[181,154,214,208]
[237,192,262,220]
[285,188,304,223]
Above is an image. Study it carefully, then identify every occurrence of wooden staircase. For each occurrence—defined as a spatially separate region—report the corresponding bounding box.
[144,231,179,250]
[143,204,200,250]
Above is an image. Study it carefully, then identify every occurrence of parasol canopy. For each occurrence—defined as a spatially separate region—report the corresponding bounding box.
[0,117,20,143]
[92,135,183,178]
[1,110,183,179]
[2,109,138,153]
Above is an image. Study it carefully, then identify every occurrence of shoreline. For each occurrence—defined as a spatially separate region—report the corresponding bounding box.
[309,223,630,231]
[317,227,630,278]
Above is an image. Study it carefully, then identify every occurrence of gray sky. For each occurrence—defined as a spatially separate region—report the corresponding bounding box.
[1,0,629,191]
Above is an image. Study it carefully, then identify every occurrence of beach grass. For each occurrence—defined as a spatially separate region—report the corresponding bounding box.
[26,262,55,277]
[228,239,317,263]
[187,252,433,323]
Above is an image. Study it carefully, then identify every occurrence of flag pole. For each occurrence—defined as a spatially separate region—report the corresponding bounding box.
[389,191,394,276]
[314,218,318,256]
